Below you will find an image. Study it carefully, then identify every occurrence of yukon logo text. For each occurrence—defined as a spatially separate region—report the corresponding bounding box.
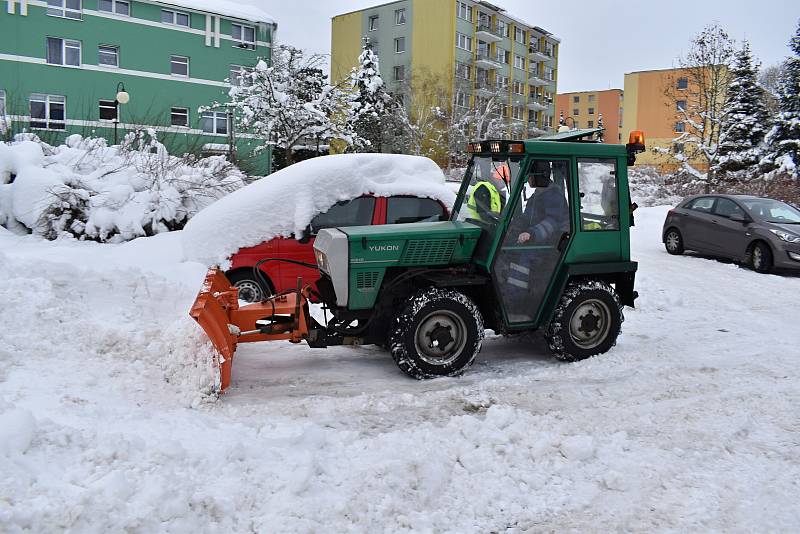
[368,245,400,252]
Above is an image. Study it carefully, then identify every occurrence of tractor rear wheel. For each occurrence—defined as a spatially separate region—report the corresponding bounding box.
[545,280,623,362]
[390,288,484,379]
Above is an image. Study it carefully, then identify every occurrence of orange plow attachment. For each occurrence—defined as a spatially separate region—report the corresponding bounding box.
[189,268,312,392]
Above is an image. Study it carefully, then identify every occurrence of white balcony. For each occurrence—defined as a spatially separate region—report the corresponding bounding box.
[475,51,501,69]
[527,98,548,111]
[528,47,550,62]
[474,82,494,97]
[528,71,549,86]
[476,23,503,43]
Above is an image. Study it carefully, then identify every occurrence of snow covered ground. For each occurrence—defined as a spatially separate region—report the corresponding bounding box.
[1,207,799,532]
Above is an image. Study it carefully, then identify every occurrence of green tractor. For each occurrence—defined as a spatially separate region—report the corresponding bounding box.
[191,128,644,390]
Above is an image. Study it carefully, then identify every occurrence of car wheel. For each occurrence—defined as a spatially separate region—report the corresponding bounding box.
[390,288,484,379]
[750,242,773,274]
[545,279,623,362]
[227,270,272,303]
[664,228,685,255]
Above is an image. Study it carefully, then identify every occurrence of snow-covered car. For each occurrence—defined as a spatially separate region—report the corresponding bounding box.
[182,154,456,301]
[662,194,800,273]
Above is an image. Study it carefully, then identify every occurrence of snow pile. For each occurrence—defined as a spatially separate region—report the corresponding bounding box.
[0,132,246,242]
[183,153,456,266]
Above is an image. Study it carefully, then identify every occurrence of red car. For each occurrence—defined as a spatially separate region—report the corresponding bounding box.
[226,194,449,302]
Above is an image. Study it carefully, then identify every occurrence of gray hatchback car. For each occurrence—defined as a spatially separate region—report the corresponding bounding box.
[662,194,800,273]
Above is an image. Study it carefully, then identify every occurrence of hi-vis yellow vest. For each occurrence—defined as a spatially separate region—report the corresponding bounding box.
[465,181,502,220]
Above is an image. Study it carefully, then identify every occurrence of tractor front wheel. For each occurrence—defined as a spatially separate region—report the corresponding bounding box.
[390,288,484,379]
[545,280,623,362]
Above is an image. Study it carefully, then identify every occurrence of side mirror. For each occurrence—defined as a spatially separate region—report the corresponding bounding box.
[729,213,748,224]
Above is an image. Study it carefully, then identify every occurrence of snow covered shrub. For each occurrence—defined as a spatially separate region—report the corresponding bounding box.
[628,166,682,207]
[0,131,247,242]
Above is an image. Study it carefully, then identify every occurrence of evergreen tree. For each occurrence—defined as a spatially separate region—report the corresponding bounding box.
[764,20,800,175]
[714,41,771,179]
[348,38,393,152]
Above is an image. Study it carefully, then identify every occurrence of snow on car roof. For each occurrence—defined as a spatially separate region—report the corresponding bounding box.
[182,153,456,267]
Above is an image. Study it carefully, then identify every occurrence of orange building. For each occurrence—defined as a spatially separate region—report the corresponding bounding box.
[556,89,624,143]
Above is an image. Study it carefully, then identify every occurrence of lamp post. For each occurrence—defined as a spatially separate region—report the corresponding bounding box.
[113,82,130,145]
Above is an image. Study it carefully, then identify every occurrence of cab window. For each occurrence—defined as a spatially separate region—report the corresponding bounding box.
[386,197,446,224]
[577,158,619,231]
[310,197,375,234]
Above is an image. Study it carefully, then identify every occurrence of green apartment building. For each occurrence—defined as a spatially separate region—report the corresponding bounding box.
[332,0,560,141]
[0,0,276,173]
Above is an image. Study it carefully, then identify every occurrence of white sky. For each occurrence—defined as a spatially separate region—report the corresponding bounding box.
[251,0,798,92]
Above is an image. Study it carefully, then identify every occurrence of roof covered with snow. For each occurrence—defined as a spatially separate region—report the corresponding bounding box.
[182,154,456,267]
[157,0,275,24]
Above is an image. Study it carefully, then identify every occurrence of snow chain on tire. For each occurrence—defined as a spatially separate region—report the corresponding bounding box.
[545,279,623,362]
[390,287,484,379]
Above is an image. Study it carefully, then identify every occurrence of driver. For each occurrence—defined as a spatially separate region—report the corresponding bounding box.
[465,163,510,222]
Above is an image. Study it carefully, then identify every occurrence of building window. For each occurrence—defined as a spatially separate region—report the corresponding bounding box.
[677,77,688,90]
[512,106,524,120]
[46,0,82,19]
[675,121,685,133]
[47,38,81,67]
[513,54,525,70]
[573,95,580,103]
[162,9,189,26]
[676,100,687,111]
[170,55,189,77]
[368,15,379,31]
[98,0,129,16]
[588,107,595,115]
[496,76,509,90]
[587,120,594,128]
[514,27,525,44]
[395,8,406,25]
[394,37,406,53]
[98,99,117,121]
[98,45,118,67]
[171,107,189,127]
[0,90,6,117]
[29,94,65,130]
[456,1,472,22]
[456,33,472,51]
[496,48,509,64]
[231,24,256,49]
[497,20,508,37]
[202,111,228,134]
[672,142,684,154]
[454,92,467,108]
[572,108,579,116]
[230,65,253,87]
[455,62,471,80]
[393,65,405,82]
[588,94,595,102]
[512,80,524,95]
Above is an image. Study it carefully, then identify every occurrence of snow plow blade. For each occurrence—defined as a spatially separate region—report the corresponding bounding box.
[189,268,311,392]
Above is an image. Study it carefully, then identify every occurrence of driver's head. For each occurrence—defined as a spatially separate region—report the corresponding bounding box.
[529,160,552,188]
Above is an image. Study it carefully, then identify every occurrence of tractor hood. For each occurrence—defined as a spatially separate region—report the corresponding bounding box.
[314,221,481,308]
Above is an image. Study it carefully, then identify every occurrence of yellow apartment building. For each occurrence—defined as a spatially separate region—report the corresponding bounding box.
[556,89,624,144]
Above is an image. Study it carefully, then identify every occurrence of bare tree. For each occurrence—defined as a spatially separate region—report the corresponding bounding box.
[759,63,785,114]
[658,23,734,192]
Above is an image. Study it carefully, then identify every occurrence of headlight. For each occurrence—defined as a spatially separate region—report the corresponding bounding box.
[315,249,328,272]
[770,229,800,243]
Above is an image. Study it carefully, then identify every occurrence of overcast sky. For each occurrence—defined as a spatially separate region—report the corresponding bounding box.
[250,0,798,92]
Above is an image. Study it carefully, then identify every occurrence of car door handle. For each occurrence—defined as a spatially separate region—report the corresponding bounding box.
[557,232,571,252]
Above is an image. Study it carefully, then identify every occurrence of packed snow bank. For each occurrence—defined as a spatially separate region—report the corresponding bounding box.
[183,153,456,266]
[0,132,246,242]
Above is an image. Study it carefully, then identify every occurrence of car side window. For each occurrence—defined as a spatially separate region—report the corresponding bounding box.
[712,198,745,218]
[687,197,715,213]
[386,197,446,224]
[310,197,375,234]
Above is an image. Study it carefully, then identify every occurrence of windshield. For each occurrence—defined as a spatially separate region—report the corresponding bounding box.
[453,156,522,230]
[741,199,800,224]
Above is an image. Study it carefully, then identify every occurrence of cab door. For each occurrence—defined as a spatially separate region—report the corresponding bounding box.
[492,158,572,325]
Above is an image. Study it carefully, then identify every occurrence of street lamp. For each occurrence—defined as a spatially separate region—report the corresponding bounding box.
[114,82,130,145]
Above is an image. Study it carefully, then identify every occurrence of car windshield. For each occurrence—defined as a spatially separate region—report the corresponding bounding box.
[741,199,800,224]
[453,155,522,232]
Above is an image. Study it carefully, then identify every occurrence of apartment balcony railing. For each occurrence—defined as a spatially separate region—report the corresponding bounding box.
[474,81,495,96]
[476,22,503,42]
[528,70,549,86]
[475,50,501,69]
[527,96,549,111]
[528,46,551,61]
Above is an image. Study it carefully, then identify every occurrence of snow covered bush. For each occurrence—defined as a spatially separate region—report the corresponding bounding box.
[628,166,682,207]
[0,131,247,242]
[763,20,800,177]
